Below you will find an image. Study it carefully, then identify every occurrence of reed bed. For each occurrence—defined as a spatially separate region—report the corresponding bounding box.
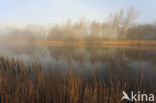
[0,57,155,103]
[35,40,156,46]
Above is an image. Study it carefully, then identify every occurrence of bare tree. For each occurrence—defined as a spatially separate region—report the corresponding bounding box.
[90,21,100,40]
[123,6,139,40]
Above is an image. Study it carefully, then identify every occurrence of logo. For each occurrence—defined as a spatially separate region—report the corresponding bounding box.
[121,91,154,102]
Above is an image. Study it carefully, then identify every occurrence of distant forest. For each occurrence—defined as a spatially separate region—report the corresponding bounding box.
[0,7,156,42]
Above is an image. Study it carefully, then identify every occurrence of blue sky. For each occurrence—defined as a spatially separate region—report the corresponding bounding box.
[0,0,156,26]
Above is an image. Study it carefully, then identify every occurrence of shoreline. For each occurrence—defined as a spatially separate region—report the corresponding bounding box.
[35,40,156,46]
[1,40,156,49]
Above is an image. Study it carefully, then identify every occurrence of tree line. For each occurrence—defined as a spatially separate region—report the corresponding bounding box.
[0,7,156,42]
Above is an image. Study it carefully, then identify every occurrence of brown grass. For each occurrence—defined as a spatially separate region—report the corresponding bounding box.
[1,40,156,48]
[0,57,155,103]
[36,40,156,46]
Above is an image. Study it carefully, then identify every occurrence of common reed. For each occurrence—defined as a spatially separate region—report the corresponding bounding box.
[0,57,155,103]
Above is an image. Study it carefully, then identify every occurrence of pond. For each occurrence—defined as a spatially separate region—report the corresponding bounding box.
[0,45,156,90]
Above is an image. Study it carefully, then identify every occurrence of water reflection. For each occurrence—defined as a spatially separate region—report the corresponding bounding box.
[0,45,156,87]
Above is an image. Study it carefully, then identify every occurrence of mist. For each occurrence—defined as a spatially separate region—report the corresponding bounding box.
[0,7,156,45]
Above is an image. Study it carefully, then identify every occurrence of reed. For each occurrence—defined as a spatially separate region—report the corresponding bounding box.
[0,57,154,103]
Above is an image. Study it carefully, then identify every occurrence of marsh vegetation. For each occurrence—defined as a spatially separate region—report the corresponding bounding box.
[0,6,156,103]
[0,46,156,103]
[0,56,155,103]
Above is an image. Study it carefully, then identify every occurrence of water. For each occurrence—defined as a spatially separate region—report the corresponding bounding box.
[0,45,156,88]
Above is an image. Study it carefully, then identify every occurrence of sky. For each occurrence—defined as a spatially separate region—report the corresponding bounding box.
[0,0,156,27]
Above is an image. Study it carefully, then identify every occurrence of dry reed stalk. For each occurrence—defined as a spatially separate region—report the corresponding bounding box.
[0,57,154,103]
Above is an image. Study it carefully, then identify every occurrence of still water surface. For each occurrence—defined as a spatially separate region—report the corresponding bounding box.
[0,45,156,88]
